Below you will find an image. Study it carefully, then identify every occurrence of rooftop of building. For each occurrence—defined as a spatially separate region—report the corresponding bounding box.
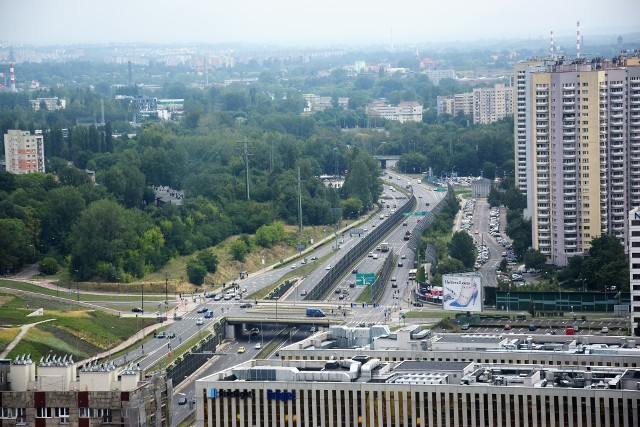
[196,357,640,390]
[280,324,640,356]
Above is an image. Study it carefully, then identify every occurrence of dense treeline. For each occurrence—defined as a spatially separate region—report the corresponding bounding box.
[0,62,515,282]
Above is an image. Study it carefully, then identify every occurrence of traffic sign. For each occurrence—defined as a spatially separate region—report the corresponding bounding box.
[403,211,429,216]
[355,273,375,285]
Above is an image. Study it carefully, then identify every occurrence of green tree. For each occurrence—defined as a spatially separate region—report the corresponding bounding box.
[186,259,207,285]
[254,222,286,248]
[523,249,548,271]
[230,239,249,262]
[39,257,60,275]
[0,218,31,272]
[437,257,466,275]
[448,231,476,269]
[196,250,219,273]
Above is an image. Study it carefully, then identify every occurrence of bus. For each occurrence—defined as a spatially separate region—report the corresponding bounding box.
[408,269,417,280]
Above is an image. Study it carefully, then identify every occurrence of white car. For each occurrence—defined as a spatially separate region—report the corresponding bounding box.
[291,264,297,269]
[326,264,332,270]
[196,318,204,325]
[254,342,262,349]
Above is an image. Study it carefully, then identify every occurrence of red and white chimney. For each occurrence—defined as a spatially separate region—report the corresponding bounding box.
[10,63,16,91]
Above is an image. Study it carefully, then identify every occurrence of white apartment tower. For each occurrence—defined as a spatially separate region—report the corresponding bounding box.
[518,54,640,266]
[630,207,640,337]
[3,129,45,174]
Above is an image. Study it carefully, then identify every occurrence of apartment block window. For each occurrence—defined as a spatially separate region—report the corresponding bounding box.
[582,82,589,87]
[583,166,589,170]
[585,233,591,238]
[36,408,53,418]
[55,408,70,423]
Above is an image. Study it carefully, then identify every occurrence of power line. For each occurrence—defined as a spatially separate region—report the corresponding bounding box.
[237,138,253,200]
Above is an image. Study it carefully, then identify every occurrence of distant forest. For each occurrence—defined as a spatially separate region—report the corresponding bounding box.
[0,60,515,282]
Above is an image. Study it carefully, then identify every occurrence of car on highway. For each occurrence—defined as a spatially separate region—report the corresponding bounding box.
[131,307,144,313]
[156,332,166,339]
[349,282,356,288]
[352,268,358,274]
[178,397,188,405]
[504,324,512,330]
[196,318,204,325]
[251,328,260,335]
[239,303,253,308]
[461,324,470,330]
[310,327,316,333]
[254,342,261,349]
[300,290,307,296]
[401,254,406,259]
[214,294,222,301]
[391,276,397,282]
[363,228,368,232]
[310,255,318,260]
[601,327,609,334]
[290,263,297,269]
[398,261,403,267]
[326,264,332,270]
[196,307,208,313]
[237,346,246,353]
[529,324,537,331]
[403,221,408,226]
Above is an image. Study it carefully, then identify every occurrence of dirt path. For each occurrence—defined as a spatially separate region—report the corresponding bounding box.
[0,318,55,358]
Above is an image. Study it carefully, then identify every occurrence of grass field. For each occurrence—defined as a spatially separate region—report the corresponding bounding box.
[0,291,155,361]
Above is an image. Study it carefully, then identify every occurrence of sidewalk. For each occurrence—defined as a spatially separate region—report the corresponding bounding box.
[0,319,55,358]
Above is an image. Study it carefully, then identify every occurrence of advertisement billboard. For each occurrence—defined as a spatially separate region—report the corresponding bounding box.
[442,274,482,312]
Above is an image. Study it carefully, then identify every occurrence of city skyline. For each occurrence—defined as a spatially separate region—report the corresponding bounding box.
[1,0,638,47]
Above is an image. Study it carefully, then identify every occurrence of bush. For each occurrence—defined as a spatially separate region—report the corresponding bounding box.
[186,259,207,285]
[39,257,60,275]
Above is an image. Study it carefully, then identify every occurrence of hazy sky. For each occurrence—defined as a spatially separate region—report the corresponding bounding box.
[1,0,638,46]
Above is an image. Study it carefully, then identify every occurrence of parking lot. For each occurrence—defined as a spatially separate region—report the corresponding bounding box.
[457,316,629,335]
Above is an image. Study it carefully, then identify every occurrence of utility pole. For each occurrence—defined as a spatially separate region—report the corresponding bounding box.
[297,167,303,233]
[141,282,144,313]
[165,274,168,308]
[238,138,253,200]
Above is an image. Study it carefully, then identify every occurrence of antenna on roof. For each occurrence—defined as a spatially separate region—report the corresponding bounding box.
[549,30,555,57]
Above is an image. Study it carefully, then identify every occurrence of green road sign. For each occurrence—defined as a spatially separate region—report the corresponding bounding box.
[356,273,375,285]
[403,211,429,216]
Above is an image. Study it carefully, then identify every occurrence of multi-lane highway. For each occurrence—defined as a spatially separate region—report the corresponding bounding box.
[104,170,446,425]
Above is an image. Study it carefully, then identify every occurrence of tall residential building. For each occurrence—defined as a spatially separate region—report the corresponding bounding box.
[519,54,640,266]
[472,83,513,125]
[630,207,640,337]
[513,59,548,218]
[3,129,45,174]
[437,84,513,124]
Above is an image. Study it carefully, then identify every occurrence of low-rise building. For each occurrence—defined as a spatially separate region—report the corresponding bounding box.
[29,97,66,111]
[196,356,640,427]
[0,354,170,426]
[366,101,423,123]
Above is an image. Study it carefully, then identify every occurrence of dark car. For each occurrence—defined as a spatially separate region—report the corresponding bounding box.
[131,307,144,313]
[196,307,208,314]
[529,324,537,331]
[156,332,166,339]
[178,397,188,405]
[239,303,253,309]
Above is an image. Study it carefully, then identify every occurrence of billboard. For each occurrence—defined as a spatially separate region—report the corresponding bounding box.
[442,274,482,312]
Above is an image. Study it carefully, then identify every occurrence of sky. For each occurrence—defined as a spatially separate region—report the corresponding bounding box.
[1,0,639,47]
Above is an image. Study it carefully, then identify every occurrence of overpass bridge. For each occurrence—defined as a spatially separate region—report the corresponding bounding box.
[373,155,400,169]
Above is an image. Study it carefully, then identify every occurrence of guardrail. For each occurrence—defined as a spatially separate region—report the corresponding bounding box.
[304,192,416,301]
